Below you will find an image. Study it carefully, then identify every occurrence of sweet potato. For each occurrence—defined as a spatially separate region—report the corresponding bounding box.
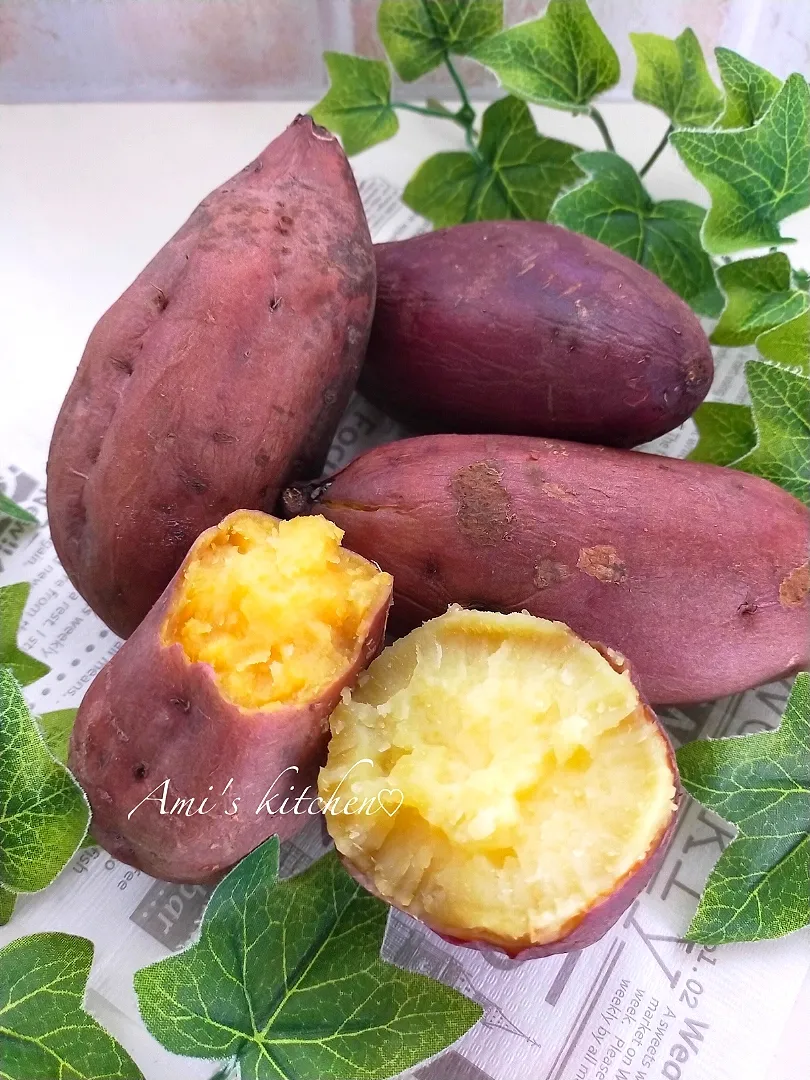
[320,608,680,958]
[285,434,810,704]
[360,222,713,446]
[48,115,375,639]
[68,510,392,883]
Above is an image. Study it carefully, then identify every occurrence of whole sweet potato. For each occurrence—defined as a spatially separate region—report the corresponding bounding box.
[48,115,375,639]
[69,510,392,883]
[285,435,810,704]
[360,222,713,446]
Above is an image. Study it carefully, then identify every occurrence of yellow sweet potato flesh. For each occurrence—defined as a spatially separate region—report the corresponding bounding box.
[320,609,676,946]
[162,511,391,710]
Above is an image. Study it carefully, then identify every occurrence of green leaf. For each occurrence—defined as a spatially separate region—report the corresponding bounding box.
[671,74,810,254]
[135,837,482,1079]
[0,885,15,926]
[735,360,810,503]
[687,402,756,465]
[676,673,810,944]
[37,708,79,766]
[630,28,723,127]
[711,253,809,347]
[0,932,144,1078]
[0,582,50,687]
[0,491,37,525]
[715,47,782,129]
[403,95,581,227]
[0,669,90,894]
[378,0,502,81]
[756,308,810,374]
[471,0,620,112]
[311,53,398,156]
[549,150,722,316]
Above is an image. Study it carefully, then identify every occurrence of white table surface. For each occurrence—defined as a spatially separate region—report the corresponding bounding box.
[1,99,808,1079]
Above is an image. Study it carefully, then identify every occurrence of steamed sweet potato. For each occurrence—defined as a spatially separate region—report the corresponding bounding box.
[285,434,810,704]
[69,510,392,883]
[320,608,680,958]
[48,115,375,639]
[360,222,713,446]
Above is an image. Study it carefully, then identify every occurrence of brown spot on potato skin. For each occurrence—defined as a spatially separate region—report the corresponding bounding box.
[577,545,628,584]
[534,558,571,589]
[450,461,513,547]
[523,463,576,500]
[779,563,809,608]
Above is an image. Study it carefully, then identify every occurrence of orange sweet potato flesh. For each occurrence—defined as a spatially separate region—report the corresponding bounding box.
[285,434,810,705]
[68,510,392,883]
[320,608,680,959]
[47,115,375,639]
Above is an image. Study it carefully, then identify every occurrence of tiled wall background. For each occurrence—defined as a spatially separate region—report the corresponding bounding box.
[0,0,807,103]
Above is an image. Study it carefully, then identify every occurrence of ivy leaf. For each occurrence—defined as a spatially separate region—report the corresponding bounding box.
[715,47,781,129]
[549,150,722,316]
[676,674,810,944]
[0,668,90,894]
[711,253,809,347]
[630,28,723,127]
[311,53,398,156]
[0,581,50,687]
[471,0,620,112]
[0,932,144,1078]
[671,74,810,254]
[135,837,482,1079]
[403,95,581,227]
[0,491,37,525]
[0,885,15,926]
[378,0,502,82]
[735,360,810,503]
[687,402,756,465]
[37,708,79,766]
[756,308,810,374]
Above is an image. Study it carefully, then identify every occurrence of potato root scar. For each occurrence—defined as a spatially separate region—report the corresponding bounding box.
[451,461,514,546]
[577,545,628,584]
[779,563,809,608]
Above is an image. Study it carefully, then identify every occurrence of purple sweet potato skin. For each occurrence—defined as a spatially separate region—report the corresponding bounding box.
[288,434,810,705]
[68,517,391,884]
[47,115,375,639]
[360,221,713,446]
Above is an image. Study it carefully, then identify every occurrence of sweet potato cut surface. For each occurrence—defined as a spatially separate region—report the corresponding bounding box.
[69,510,392,882]
[320,608,678,957]
[48,115,375,639]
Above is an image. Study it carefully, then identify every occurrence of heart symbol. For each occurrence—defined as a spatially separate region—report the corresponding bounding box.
[375,787,404,817]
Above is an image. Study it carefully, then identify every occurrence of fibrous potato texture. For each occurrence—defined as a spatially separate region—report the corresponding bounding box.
[320,608,678,955]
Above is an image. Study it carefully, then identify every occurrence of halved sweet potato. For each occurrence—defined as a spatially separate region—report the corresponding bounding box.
[69,510,392,883]
[361,222,713,446]
[285,433,810,704]
[48,115,375,639]
[320,608,679,958]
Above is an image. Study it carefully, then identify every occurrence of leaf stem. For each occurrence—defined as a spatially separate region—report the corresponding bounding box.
[588,107,615,152]
[444,53,479,151]
[640,124,674,177]
[397,55,480,153]
[444,54,471,115]
[393,100,463,122]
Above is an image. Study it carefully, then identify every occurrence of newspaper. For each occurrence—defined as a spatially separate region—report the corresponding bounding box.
[0,177,807,1080]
